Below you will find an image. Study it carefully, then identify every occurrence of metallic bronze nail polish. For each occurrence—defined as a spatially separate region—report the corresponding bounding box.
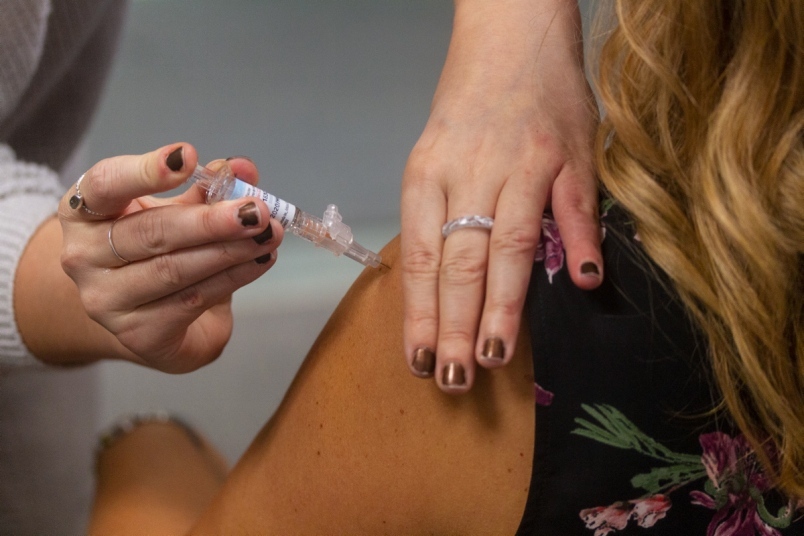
[253,224,273,244]
[581,261,600,276]
[166,146,184,172]
[442,362,466,387]
[255,253,273,265]
[482,337,505,360]
[411,347,436,377]
[238,202,259,227]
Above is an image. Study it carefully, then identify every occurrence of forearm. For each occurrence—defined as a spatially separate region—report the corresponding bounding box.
[445,0,585,93]
[428,0,591,147]
[14,217,132,365]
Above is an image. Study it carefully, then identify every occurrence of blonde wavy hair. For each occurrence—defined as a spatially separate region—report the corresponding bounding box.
[592,0,804,496]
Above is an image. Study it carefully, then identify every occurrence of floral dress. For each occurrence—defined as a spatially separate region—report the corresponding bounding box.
[515,204,803,535]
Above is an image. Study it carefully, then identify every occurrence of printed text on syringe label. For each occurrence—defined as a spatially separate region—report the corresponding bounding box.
[231,181,298,229]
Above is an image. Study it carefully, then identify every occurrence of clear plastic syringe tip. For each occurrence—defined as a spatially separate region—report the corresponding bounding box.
[344,241,382,268]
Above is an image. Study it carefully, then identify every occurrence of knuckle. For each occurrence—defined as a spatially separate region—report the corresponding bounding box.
[151,253,184,289]
[221,262,251,291]
[223,266,241,289]
[140,155,156,183]
[87,160,119,204]
[403,150,445,188]
[200,207,225,241]
[439,250,485,287]
[485,296,525,320]
[492,226,540,257]
[79,288,108,321]
[177,284,206,312]
[402,246,441,281]
[438,322,476,347]
[556,176,598,213]
[59,244,83,274]
[136,210,169,252]
[406,307,439,331]
[216,242,240,266]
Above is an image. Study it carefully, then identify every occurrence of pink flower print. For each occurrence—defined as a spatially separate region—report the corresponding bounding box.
[688,493,781,536]
[534,212,609,283]
[580,502,631,535]
[534,382,554,406]
[580,495,671,535]
[690,432,783,536]
[631,495,672,528]
[534,216,564,283]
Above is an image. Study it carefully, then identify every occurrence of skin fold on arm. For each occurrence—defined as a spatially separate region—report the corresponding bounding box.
[90,235,537,535]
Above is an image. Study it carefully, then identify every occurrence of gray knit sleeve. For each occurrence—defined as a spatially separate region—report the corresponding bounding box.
[0,143,62,368]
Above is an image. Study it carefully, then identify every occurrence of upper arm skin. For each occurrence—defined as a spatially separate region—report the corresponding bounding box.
[192,235,536,535]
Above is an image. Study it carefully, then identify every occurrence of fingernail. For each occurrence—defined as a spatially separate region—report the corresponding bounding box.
[255,253,273,265]
[253,223,273,244]
[226,155,255,163]
[166,146,184,172]
[441,362,466,387]
[238,202,260,227]
[411,347,436,377]
[481,337,505,361]
[581,261,600,277]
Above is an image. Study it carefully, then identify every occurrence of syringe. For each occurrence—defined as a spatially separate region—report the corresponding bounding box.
[189,164,382,268]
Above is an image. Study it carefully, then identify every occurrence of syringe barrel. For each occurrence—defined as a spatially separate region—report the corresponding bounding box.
[288,211,333,248]
[191,164,297,228]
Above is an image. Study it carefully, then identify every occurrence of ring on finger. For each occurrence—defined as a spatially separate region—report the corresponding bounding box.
[69,174,107,217]
[108,217,131,265]
[441,215,494,239]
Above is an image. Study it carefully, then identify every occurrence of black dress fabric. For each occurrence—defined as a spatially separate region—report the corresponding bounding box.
[516,205,803,535]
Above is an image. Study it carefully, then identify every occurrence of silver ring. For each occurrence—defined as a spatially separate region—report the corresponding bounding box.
[441,215,494,238]
[68,174,107,217]
[108,217,131,265]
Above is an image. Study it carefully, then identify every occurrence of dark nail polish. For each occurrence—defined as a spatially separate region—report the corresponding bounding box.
[238,202,260,227]
[411,347,436,377]
[442,362,466,387]
[482,337,505,361]
[226,155,255,163]
[166,147,184,172]
[581,262,600,276]
[255,253,273,265]
[253,224,273,244]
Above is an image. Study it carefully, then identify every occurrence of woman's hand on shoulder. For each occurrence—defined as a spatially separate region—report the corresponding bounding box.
[401,0,603,392]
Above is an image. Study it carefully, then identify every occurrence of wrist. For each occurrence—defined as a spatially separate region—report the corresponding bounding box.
[439,0,585,102]
[451,0,582,47]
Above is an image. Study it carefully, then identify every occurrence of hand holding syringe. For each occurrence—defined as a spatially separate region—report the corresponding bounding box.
[189,164,382,268]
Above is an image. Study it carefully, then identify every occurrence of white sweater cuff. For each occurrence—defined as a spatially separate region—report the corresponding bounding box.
[0,144,62,369]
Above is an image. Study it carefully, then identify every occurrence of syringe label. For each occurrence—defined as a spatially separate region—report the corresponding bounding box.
[231,181,298,229]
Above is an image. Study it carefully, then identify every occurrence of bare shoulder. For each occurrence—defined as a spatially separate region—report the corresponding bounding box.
[193,236,536,534]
